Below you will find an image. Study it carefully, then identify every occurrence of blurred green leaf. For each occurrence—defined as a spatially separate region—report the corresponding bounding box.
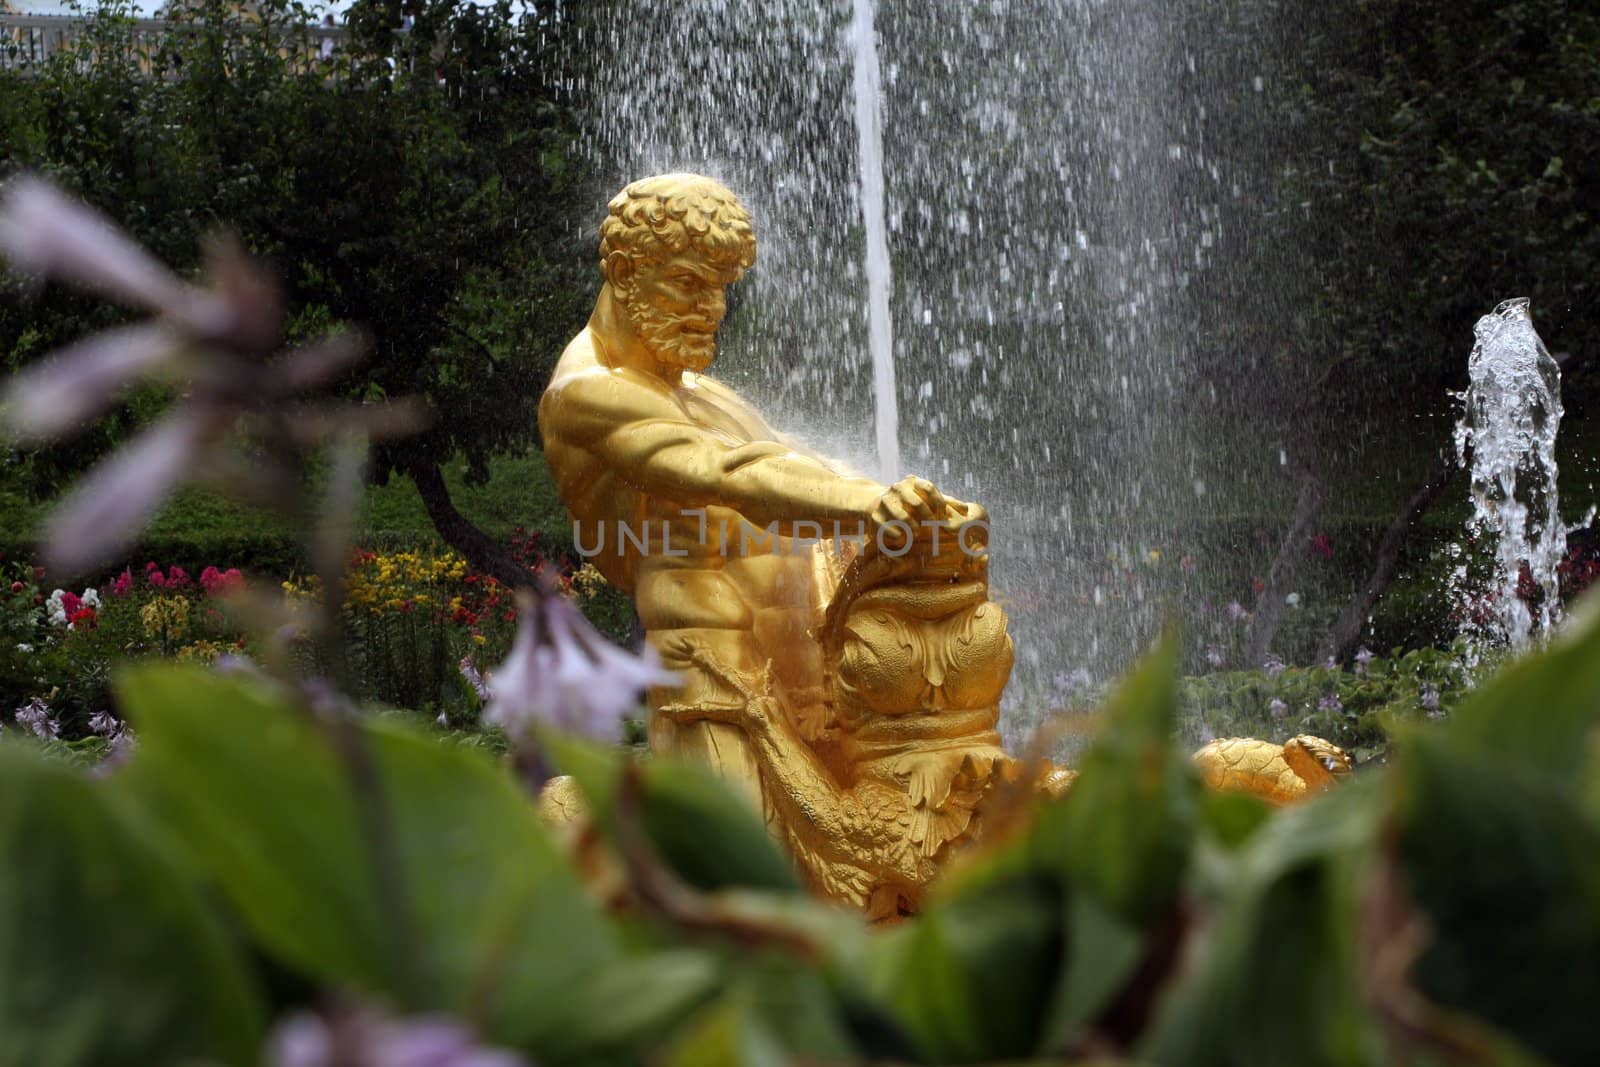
[0,750,264,1067]
[115,664,616,1053]
[1041,892,1145,1052]
[1199,790,1275,850]
[1395,737,1600,1066]
[536,949,723,1064]
[1052,631,1200,925]
[661,993,789,1067]
[552,730,802,895]
[869,874,1062,1063]
[1442,600,1600,788]
[636,759,803,894]
[1139,782,1381,1067]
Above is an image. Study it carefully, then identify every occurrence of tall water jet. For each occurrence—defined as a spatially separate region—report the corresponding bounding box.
[1453,298,1566,650]
[848,0,899,482]
[571,1,1310,730]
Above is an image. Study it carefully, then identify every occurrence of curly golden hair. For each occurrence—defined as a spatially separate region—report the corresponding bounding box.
[599,174,756,284]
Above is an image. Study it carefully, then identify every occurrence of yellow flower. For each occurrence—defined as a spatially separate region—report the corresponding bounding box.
[140,596,191,639]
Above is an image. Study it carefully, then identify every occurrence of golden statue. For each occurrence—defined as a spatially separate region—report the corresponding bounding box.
[1191,734,1353,805]
[540,173,1348,919]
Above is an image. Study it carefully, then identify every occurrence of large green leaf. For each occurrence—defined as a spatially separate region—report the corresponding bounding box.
[547,731,801,894]
[1394,737,1600,1067]
[637,759,802,893]
[535,949,724,1065]
[115,663,617,1052]
[1138,781,1382,1067]
[0,750,264,1067]
[869,873,1062,1063]
[1442,598,1600,789]
[1048,631,1200,925]
[1040,891,1146,1053]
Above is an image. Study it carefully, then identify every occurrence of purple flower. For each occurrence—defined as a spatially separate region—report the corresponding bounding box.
[1353,646,1374,676]
[0,178,422,579]
[486,588,677,744]
[40,409,218,577]
[1204,645,1226,669]
[1225,601,1249,623]
[1269,697,1288,720]
[458,656,490,703]
[0,177,225,331]
[1421,685,1441,713]
[1262,653,1286,677]
[14,698,59,740]
[88,710,120,735]
[269,1005,526,1067]
[1318,694,1344,713]
[0,323,183,444]
[93,727,137,777]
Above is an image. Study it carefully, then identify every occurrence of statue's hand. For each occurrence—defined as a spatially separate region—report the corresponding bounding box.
[869,475,949,551]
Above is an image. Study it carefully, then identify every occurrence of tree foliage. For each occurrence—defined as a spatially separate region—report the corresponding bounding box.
[0,0,593,575]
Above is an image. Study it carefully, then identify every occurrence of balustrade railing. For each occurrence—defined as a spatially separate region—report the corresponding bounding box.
[0,13,346,73]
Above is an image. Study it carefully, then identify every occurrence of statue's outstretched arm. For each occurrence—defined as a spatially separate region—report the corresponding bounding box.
[545,369,884,530]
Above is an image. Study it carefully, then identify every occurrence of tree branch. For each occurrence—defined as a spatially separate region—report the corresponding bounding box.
[401,454,533,588]
[1318,452,1458,664]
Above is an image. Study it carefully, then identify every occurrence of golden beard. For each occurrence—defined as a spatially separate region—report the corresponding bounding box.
[626,294,717,372]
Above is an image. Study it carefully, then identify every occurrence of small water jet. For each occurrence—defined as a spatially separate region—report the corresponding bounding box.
[1452,298,1568,652]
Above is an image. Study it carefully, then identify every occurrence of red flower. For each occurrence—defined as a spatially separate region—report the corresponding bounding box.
[8,581,22,594]
[68,606,97,629]
[1308,532,1333,560]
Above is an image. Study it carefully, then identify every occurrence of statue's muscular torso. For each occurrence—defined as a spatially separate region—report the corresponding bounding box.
[540,325,880,780]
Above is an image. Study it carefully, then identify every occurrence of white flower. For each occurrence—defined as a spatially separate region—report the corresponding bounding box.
[79,587,101,609]
[1284,592,1301,607]
[486,589,677,743]
[14,644,31,653]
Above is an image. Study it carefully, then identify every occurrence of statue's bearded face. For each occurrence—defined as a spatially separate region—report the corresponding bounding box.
[622,251,736,372]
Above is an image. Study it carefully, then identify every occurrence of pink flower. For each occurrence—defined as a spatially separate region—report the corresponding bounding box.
[149,569,166,588]
[167,565,191,588]
[111,569,132,596]
[200,566,244,595]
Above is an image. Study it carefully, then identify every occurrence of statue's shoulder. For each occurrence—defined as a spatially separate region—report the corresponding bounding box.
[542,330,681,432]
